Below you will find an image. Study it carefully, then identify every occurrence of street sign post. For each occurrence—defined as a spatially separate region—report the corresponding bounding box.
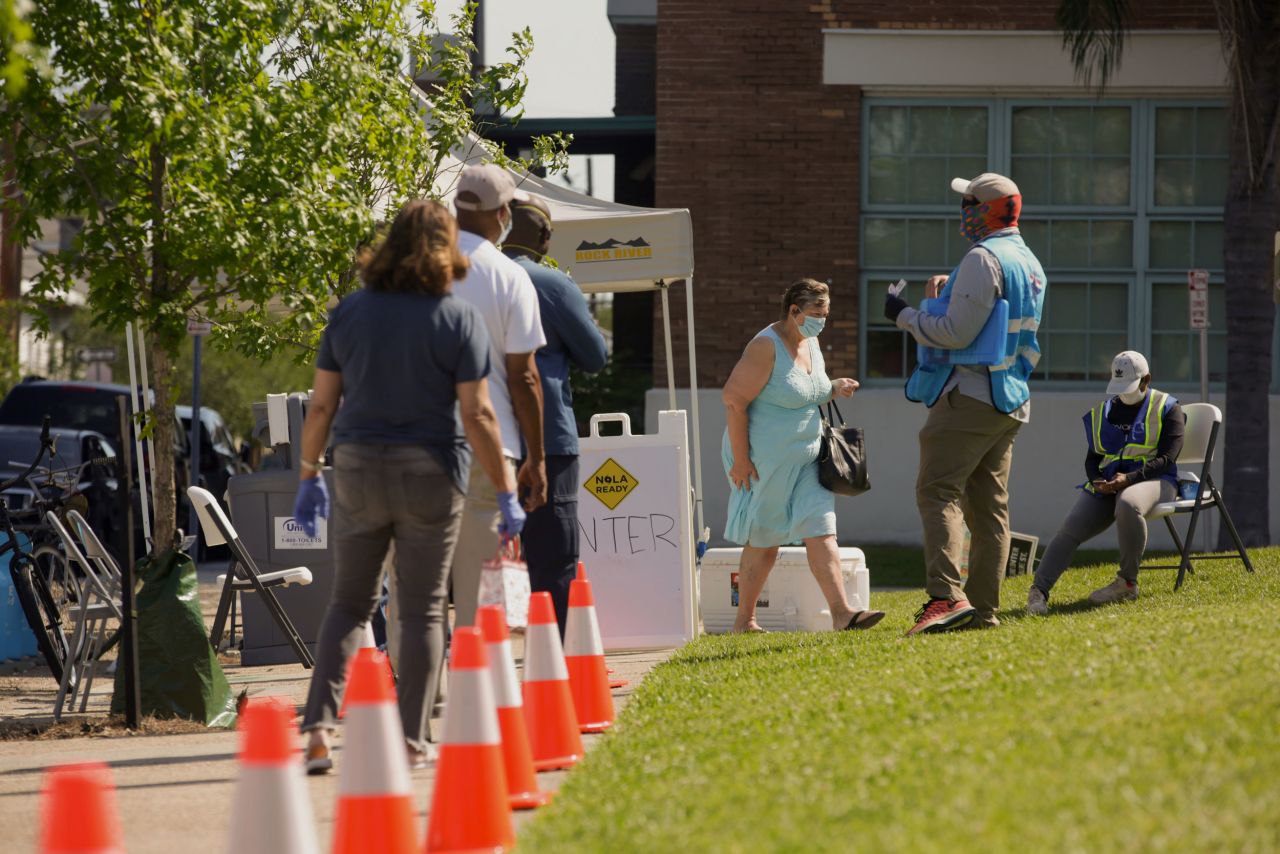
[1188,269,1210,403]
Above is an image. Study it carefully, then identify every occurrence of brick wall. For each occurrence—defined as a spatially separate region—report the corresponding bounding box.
[653,0,1217,388]
[614,23,656,116]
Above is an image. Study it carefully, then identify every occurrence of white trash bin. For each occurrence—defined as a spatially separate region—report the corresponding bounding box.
[700,546,871,633]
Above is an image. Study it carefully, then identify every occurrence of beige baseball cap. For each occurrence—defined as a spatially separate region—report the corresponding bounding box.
[455,163,530,211]
[1106,350,1151,396]
[950,172,1020,202]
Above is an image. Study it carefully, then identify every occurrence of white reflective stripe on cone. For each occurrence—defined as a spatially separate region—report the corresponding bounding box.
[229,766,320,854]
[361,622,375,648]
[441,669,502,746]
[338,703,413,797]
[563,606,604,657]
[486,640,522,709]
[523,623,570,682]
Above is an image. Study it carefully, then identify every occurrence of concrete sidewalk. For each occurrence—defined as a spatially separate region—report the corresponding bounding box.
[0,565,672,852]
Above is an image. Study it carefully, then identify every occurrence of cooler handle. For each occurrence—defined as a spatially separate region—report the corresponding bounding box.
[588,413,633,438]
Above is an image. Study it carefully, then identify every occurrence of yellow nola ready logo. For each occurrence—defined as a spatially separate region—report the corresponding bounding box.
[584,458,639,510]
[575,237,653,264]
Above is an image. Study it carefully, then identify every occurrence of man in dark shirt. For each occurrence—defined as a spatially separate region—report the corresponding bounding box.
[502,194,609,633]
[1028,351,1184,613]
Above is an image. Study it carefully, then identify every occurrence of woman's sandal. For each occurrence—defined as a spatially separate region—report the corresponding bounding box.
[842,610,886,631]
[732,623,768,634]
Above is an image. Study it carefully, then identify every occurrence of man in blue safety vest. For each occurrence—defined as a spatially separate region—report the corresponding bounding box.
[885,172,1047,636]
[1027,351,1185,613]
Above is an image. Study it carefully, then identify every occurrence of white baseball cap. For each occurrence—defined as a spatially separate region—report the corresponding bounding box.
[455,163,530,211]
[1106,350,1151,396]
[950,172,1020,201]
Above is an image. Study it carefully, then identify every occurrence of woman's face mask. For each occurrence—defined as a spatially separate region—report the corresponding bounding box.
[794,311,826,338]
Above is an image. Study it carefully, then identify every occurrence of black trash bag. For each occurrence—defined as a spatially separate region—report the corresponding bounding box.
[111,548,237,727]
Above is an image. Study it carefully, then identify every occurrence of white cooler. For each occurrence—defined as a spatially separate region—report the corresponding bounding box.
[700,546,871,633]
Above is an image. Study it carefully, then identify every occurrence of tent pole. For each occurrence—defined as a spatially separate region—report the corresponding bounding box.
[684,277,705,539]
[660,281,676,411]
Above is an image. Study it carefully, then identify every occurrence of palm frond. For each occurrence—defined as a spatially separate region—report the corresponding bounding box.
[1056,0,1132,91]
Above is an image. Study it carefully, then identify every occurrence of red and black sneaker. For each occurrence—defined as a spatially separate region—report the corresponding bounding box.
[906,598,976,636]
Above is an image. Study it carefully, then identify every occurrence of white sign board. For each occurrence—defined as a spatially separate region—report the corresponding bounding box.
[187,318,213,335]
[577,410,697,650]
[1188,268,1210,329]
[274,516,326,549]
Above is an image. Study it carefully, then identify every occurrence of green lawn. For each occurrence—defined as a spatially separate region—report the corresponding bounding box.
[522,551,1279,853]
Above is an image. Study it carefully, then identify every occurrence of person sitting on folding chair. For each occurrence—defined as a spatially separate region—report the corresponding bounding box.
[1027,351,1184,614]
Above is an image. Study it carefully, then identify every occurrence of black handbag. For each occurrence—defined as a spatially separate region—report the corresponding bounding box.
[818,400,870,496]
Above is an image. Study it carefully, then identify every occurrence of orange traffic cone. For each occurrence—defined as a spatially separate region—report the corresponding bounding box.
[522,591,584,771]
[477,605,551,810]
[332,648,417,854]
[425,626,515,853]
[338,622,378,720]
[565,566,615,733]
[39,762,123,854]
[229,698,319,854]
[570,563,626,689]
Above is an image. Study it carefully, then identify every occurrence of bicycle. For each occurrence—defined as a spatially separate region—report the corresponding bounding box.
[2,418,121,682]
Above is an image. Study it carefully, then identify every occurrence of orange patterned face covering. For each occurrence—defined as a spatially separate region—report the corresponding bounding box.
[960,194,1021,242]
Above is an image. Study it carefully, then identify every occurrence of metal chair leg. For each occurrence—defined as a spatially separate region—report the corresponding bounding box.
[1213,486,1255,573]
[208,560,239,651]
[242,569,315,668]
[1163,516,1185,557]
[1174,503,1203,591]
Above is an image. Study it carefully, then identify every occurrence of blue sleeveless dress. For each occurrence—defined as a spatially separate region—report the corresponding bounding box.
[721,326,836,547]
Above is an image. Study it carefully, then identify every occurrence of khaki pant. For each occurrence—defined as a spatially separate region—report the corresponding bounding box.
[449,458,517,628]
[917,389,1023,616]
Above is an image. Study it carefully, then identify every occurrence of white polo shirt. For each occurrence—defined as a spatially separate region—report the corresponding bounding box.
[454,230,547,459]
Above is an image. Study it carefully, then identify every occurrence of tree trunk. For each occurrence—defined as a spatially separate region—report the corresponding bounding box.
[1221,17,1280,547]
[148,342,179,552]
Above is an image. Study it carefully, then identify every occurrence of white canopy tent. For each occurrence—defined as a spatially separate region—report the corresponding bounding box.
[430,125,706,538]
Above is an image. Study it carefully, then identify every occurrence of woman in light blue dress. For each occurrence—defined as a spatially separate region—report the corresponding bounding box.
[721,279,884,633]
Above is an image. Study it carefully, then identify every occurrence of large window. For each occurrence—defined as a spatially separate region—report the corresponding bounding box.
[860,99,1244,389]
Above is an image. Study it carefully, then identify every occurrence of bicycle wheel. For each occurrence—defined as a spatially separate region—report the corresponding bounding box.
[31,543,79,634]
[10,555,71,682]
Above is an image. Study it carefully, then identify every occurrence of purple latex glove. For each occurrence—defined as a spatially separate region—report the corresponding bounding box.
[496,490,526,538]
[293,476,329,538]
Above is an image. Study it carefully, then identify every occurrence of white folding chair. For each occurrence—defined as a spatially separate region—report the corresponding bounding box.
[186,486,315,668]
[1143,403,1255,589]
[47,511,122,720]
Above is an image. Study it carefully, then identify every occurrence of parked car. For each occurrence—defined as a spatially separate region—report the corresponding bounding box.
[177,405,249,504]
[0,424,124,558]
[0,380,192,554]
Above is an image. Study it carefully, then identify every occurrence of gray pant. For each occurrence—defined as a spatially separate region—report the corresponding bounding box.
[1033,479,1176,593]
[301,444,464,751]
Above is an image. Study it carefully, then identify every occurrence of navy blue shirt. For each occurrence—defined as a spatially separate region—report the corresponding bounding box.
[509,255,607,456]
[316,289,490,491]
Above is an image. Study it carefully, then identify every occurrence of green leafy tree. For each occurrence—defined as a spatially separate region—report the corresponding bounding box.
[2,0,568,552]
[1059,0,1280,546]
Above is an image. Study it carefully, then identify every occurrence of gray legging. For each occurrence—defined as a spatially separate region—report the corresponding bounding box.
[1033,479,1176,593]
[301,443,464,751]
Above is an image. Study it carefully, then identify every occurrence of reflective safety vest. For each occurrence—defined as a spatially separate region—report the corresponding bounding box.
[1082,389,1179,493]
[905,232,1047,413]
